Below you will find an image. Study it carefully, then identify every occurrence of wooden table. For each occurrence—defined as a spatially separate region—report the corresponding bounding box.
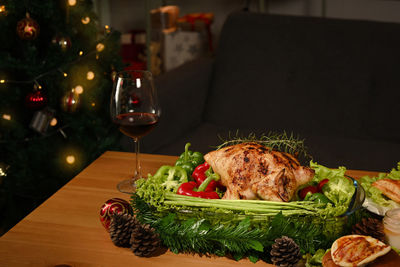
[0,151,398,266]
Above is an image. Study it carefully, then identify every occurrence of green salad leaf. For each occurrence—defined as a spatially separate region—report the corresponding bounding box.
[322,176,355,214]
[310,161,346,183]
[309,161,355,216]
[304,249,327,267]
[359,162,400,208]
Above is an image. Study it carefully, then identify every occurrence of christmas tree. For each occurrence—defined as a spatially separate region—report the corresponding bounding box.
[0,0,124,235]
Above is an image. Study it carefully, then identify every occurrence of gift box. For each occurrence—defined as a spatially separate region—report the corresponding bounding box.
[161,30,205,72]
[151,5,180,31]
[120,30,146,63]
[177,13,214,52]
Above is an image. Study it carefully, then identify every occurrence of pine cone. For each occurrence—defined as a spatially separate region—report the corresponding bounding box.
[352,217,385,242]
[109,213,137,247]
[130,223,161,257]
[270,236,302,267]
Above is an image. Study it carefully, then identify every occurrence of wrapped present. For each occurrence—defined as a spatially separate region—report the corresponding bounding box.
[151,6,180,31]
[177,13,214,52]
[120,30,146,63]
[161,30,205,72]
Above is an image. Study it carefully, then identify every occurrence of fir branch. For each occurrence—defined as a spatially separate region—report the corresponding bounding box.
[132,195,334,262]
[215,130,312,161]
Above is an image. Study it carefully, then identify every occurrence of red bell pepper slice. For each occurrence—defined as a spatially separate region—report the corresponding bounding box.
[192,162,224,192]
[177,181,219,199]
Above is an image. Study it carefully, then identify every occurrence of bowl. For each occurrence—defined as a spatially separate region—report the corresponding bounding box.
[341,175,366,217]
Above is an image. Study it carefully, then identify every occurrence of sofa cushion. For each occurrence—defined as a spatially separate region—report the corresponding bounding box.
[204,12,400,141]
[154,123,400,172]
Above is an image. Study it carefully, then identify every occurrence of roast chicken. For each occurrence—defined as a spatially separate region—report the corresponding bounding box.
[204,142,314,202]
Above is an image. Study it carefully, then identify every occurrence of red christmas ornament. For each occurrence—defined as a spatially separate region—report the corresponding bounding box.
[61,91,80,113]
[25,89,47,109]
[16,13,40,40]
[99,198,133,231]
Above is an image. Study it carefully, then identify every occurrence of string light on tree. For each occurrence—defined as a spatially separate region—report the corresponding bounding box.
[104,25,111,34]
[81,16,90,24]
[96,43,105,52]
[50,118,58,126]
[0,162,10,177]
[74,85,84,94]
[0,79,5,83]
[79,50,84,56]
[66,155,76,164]
[68,0,77,6]
[0,5,7,15]
[86,71,95,80]
[2,114,11,121]
[58,69,68,77]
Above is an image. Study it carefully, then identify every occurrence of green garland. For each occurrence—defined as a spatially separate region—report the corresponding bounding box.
[131,194,349,263]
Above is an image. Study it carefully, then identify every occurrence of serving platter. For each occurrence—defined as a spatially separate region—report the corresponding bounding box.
[132,142,398,266]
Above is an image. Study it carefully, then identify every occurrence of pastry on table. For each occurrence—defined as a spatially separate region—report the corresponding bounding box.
[329,235,391,266]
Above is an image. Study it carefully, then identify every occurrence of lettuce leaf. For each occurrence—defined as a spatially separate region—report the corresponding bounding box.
[310,161,354,216]
[310,161,347,183]
[359,162,400,208]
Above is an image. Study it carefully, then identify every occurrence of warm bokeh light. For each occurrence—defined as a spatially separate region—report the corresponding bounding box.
[34,82,42,90]
[96,43,105,52]
[0,79,5,83]
[2,114,11,120]
[86,71,95,80]
[81,16,90,24]
[63,72,68,77]
[79,51,83,56]
[66,155,76,164]
[104,25,111,33]
[50,118,57,126]
[0,5,6,13]
[74,85,84,94]
[91,102,96,107]
[68,0,76,6]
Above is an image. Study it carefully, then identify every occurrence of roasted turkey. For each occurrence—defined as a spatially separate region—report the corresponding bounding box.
[204,142,314,202]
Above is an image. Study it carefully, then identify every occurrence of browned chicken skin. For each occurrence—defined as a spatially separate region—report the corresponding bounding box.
[204,142,315,202]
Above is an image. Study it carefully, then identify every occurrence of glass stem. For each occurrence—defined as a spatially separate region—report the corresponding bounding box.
[133,137,141,181]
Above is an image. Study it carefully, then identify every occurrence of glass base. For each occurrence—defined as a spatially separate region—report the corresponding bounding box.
[117,179,137,194]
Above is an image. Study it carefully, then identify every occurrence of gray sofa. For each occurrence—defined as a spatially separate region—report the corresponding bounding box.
[138,11,400,172]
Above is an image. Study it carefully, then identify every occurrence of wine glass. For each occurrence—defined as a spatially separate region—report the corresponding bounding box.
[110,70,161,194]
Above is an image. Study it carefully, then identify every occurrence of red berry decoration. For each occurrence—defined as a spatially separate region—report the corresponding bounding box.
[99,198,133,232]
[16,13,40,40]
[25,89,47,109]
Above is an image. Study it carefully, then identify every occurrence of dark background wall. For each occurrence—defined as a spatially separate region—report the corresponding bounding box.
[94,0,400,48]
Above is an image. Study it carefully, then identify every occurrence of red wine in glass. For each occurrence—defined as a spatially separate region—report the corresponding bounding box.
[110,70,161,194]
[116,112,159,139]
